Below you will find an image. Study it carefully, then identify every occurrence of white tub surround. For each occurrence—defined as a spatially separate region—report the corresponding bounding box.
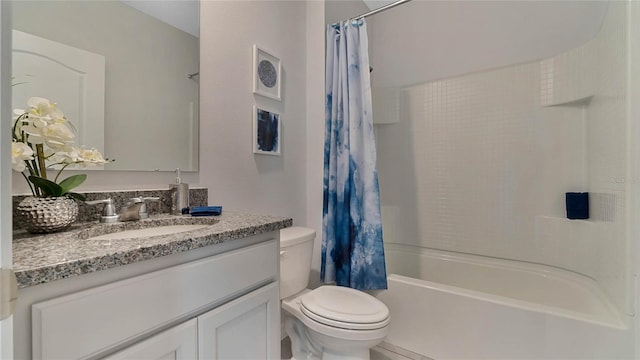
[375,1,630,315]
[378,244,634,359]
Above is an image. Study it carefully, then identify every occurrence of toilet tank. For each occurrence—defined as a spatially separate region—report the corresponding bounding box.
[280,227,316,299]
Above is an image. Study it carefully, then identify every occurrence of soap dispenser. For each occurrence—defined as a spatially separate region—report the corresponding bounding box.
[169,168,189,215]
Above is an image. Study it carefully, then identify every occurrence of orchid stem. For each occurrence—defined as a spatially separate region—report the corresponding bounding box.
[36,144,47,180]
[54,163,73,183]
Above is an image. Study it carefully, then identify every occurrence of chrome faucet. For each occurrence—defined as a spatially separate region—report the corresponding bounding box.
[86,196,160,223]
[119,201,144,222]
[124,196,160,220]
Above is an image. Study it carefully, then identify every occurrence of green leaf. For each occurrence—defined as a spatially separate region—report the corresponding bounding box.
[28,176,63,197]
[58,174,87,194]
[66,192,86,202]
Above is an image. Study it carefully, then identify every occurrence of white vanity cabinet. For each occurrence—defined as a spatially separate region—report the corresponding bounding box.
[25,237,280,359]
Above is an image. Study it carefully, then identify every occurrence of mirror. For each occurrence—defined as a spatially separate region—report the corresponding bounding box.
[12,0,199,172]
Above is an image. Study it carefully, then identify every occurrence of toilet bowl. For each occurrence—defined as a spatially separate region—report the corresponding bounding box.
[280,227,390,360]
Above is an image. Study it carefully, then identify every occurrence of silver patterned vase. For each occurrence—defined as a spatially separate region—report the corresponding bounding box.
[16,196,79,233]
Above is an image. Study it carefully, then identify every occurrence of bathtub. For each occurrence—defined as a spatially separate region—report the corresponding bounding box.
[376,244,634,359]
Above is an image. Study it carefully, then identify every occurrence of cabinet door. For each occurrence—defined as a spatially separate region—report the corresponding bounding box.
[104,319,197,360]
[198,282,280,359]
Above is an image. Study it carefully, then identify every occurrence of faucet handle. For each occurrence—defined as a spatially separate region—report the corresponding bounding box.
[85,198,119,223]
[128,196,160,204]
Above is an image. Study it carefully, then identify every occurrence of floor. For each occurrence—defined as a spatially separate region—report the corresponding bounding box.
[281,338,433,360]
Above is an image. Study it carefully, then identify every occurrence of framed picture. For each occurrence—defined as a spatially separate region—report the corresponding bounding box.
[253,106,281,155]
[253,45,281,101]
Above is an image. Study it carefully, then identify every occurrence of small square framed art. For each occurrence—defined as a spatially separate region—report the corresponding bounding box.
[253,106,281,156]
[252,45,281,101]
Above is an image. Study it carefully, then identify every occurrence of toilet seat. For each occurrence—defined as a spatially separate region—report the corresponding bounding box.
[300,286,390,330]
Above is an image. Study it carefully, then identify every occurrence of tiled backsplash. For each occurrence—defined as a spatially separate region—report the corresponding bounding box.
[13,188,208,230]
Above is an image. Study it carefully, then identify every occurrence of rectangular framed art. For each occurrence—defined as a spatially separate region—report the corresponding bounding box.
[252,44,281,101]
[253,106,281,156]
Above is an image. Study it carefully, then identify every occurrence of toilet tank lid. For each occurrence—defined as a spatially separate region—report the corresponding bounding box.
[280,227,316,247]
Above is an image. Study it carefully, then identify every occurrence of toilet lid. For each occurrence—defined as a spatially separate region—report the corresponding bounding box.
[300,286,390,330]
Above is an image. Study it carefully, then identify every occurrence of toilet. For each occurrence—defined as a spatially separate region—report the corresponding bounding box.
[280,227,390,360]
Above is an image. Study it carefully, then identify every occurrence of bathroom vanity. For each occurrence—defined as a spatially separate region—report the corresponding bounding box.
[12,211,291,359]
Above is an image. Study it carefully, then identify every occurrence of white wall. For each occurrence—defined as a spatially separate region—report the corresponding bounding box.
[629,1,640,355]
[199,1,308,225]
[306,1,326,288]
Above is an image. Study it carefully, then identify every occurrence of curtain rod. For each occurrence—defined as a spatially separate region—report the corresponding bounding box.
[348,0,413,22]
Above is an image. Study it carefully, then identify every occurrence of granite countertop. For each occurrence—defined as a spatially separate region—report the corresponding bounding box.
[13,211,292,289]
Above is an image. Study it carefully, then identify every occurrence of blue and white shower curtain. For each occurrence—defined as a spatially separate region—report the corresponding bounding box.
[322,20,387,290]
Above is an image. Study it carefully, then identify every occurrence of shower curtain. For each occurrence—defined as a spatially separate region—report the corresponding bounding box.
[322,20,387,290]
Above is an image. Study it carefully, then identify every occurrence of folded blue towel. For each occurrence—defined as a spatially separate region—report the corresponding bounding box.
[191,206,222,216]
[566,193,588,219]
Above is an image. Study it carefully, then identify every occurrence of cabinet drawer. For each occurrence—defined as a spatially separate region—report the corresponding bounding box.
[32,239,278,359]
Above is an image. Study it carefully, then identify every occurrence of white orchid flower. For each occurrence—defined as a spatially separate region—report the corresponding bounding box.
[21,122,75,149]
[50,146,108,167]
[12,98,67,136]
[11,97,112,198]
[76,147,109,166]
[41,123,75,147]
[11,142,34,172]
[25,97,65,122]
[19,124,44,144]
[49,146,81,164]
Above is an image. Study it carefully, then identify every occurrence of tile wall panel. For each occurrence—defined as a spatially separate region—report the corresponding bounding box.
[377,2,629,312]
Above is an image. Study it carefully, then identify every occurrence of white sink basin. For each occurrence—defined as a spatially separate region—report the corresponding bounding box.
[88,225,209,241]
